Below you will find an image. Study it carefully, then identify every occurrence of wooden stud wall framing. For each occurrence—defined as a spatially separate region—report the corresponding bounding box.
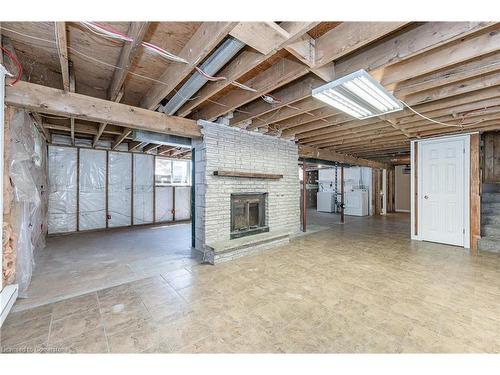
[45,145,191,235]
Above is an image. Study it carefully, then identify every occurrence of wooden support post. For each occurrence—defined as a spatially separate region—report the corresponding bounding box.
[302,161,307,232]
[470,133,480,254]
[76,147,80,231]
[105,150,109,229]
[153,155,156,223]
[340,165,345,224]
[191,148,196,248]
[131,153,134,226]
[172,186,176,222]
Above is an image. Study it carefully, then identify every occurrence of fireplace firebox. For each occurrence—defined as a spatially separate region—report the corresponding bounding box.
[230,193,268,239]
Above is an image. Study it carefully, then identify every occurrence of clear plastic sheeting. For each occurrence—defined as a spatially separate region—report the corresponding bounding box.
[175,187,191,220]
[155,186,173,222]
[48,146,77,234]
[79,149,106,230]
[9,110,48,296]
[133,154,154,224]
[108,152,132,227]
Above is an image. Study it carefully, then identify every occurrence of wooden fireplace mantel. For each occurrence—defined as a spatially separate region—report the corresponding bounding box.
[213,170,283,180]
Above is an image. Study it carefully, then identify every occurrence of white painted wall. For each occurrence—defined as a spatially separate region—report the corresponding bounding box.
[194,121,300,250]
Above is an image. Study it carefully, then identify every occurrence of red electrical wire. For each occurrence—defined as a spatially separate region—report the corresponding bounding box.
[1,46,23,85]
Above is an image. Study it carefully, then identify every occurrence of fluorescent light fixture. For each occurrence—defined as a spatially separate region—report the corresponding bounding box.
[312,69,403,119]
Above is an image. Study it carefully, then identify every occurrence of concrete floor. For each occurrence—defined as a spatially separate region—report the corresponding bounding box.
[13,222,196,311]
[2,213,499,353]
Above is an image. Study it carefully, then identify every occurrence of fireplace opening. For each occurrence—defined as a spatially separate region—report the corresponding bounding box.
[230,193,269,239]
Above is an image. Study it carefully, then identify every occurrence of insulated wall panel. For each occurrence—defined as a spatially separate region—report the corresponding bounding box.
[133,154,154,224]
[48,146,77,234]
[175,186,191,220]
[155,186,173,222]
[79,149,106,230]
[108,152,132,227]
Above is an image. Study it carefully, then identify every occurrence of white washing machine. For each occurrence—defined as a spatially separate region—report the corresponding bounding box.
[345,189,369,216]
[317,191,337,213]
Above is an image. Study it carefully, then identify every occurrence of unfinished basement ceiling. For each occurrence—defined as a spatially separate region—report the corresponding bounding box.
[1,21,500,163]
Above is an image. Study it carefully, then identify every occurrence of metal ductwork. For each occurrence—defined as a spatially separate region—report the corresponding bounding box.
[159,37,245,115]
[132,130,192,148]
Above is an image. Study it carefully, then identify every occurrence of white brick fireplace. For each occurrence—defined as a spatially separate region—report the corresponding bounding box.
[193,121,300,264]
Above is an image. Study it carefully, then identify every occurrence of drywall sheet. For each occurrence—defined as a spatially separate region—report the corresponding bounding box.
[155,186,173,222]
[108,151,132,227]
[48,146,77,234]
[175,186,191,220]
[133,154,154,224]
[79,149,106,230]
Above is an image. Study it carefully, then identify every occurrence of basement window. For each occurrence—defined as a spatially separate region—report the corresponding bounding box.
[155,157,191,186]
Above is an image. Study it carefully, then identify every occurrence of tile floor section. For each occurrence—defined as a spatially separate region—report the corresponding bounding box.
[1,214,499,353]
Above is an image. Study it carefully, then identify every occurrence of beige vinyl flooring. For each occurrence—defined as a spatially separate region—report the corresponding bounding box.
[1,213,499,353]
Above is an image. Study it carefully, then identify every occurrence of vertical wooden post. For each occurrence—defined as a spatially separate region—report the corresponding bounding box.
[76,147,80,231]
[470,133,480,254]
[340,165,345,224]
[191,149,196,248]
[153,155,156,223]
[105,150,109,228]
[131,153,134,226]
[302,161,307,232]
[172,185,176,222]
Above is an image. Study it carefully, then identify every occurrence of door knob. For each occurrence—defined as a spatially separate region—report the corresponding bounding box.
[424,195,429,199]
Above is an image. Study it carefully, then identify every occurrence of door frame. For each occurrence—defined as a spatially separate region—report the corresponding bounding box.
[411,133,471,248]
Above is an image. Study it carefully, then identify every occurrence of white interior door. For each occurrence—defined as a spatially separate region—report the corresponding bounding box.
[420,137,466,246]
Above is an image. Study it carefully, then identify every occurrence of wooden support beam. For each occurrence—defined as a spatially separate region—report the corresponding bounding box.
[302,160,307,232]
[69,61,75,145]
[248,97,325,130]
[44,122,125,136]
[93,90,124,148]
[112,128,132,150]
[285,35,316,67]
[230,75,325,127]
[230,22,290,55]
[176,22,319,117]
[54,22,70,91]
[298,145,388,169]
[335,22,495,81]
[5,81,202,138]
[158,145,177,155]
[108,22,149,102]
[394,51,500,98]
[143,143,161,153]
[192,57,309,121]
[314,22,410,68]
[128,141,145,152]
[140,22,237,110]
[30,112,50,143]
[380,25,500,86]
[268,22,496,136]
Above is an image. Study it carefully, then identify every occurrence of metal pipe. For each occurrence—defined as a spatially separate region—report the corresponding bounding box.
[159,37,245,115]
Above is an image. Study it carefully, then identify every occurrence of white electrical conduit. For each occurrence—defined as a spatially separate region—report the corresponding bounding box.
[399,100,484,128]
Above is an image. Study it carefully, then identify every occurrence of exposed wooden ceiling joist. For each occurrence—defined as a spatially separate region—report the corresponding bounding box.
[298,145,388,169]
[192,57,309,121]
[176,22,320,117]
[140,22,237,110]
